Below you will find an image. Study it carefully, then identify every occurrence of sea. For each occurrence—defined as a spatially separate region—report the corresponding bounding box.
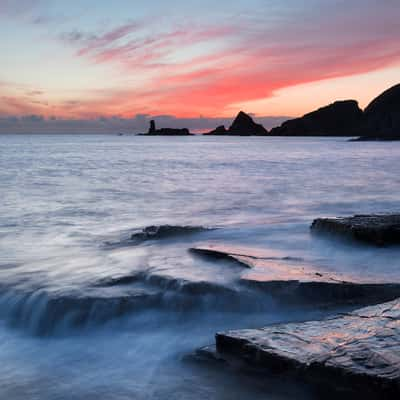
[0,134,399,399]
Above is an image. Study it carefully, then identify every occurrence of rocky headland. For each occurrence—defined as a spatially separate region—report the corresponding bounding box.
[269,100,363,136]
[358,83,400,140]
[201,83,400,138]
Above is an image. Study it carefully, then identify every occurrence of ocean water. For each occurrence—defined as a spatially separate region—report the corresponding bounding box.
[0,134,399,399]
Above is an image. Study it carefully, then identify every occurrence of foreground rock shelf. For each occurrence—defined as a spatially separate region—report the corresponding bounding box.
[311,214,400,245]
[191,244,400,305]
[214,299,400,398]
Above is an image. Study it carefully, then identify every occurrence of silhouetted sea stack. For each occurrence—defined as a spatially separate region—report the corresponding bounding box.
[142,120,192,136]
[206,125,228,135]
[358,83,400,140]
[229,111,269,136]
[205,111,268,136]
[270,100,363,136]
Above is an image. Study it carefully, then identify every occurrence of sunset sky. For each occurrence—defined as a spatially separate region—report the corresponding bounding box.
[1,0,399,133]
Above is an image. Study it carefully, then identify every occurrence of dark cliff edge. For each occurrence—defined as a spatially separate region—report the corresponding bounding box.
[269,84,399,139]
[355,83,400,140]
[269,100,363,137]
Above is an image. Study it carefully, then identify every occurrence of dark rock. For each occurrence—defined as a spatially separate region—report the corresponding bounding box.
[142,120,192,136]
[131,225,213,242]
[204,111,268,136]
[351,136,400,142]
[311,214,400,246]
[270,100,363,136]
[228,111,268,136]
[215,298,400,398]
[148,120,156,134]
[190,246,255,268]
[359,83,400,139]
[204,125,228,135]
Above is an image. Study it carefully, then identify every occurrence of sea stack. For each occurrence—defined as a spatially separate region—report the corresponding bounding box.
[148,120,156,134]
[143,120,191,136]
[205,111,268,136]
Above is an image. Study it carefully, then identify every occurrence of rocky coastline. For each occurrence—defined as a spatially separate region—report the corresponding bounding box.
[189,214,400,398]
[138,83,399,139]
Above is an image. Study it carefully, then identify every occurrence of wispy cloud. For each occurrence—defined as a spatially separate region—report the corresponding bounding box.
[1,0,400,120]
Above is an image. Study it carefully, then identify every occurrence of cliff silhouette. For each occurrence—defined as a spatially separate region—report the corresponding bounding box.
[138,84,399,139]
[204,83,400,139]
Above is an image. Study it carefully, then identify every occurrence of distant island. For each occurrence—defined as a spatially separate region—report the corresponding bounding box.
[140,119,193,136]
[139,83,399,140]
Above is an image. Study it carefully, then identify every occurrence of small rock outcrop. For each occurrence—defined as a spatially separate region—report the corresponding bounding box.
[311,214,400,245]
[143,120,192,136]
[205,111,268,136]
[360,83,400,139]
[130,225,213,242]
[270,100,363,136]
[205,125,228,135]
[214,298,400,398]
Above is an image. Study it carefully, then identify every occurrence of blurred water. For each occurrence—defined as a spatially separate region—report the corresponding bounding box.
[0,134,399,399]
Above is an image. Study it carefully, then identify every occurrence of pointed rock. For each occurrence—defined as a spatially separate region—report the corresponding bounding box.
[228,111,268,136]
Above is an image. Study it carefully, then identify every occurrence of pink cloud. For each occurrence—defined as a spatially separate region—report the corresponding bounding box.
[2,1,400,120]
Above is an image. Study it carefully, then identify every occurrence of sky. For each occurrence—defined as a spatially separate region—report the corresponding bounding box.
[0,0,399,133]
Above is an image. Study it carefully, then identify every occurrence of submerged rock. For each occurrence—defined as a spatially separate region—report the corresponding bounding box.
[190,244,400,305]
[269,100,363,136]
[130,225,213,242]
[215,298,400,398]
[311,214,400,245]
[190,246,255,268]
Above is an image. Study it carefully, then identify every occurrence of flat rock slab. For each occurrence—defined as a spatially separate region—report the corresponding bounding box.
[191,245,400,305]
[190,244,303,269]
[130,225,214,242]
[216,299,400,397]
[311,214,400,245]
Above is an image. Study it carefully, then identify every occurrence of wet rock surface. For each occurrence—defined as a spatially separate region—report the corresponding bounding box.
[215,299,400,398]
[190,245,400,305]
[130,225,213,242]
[311,214,400,245]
